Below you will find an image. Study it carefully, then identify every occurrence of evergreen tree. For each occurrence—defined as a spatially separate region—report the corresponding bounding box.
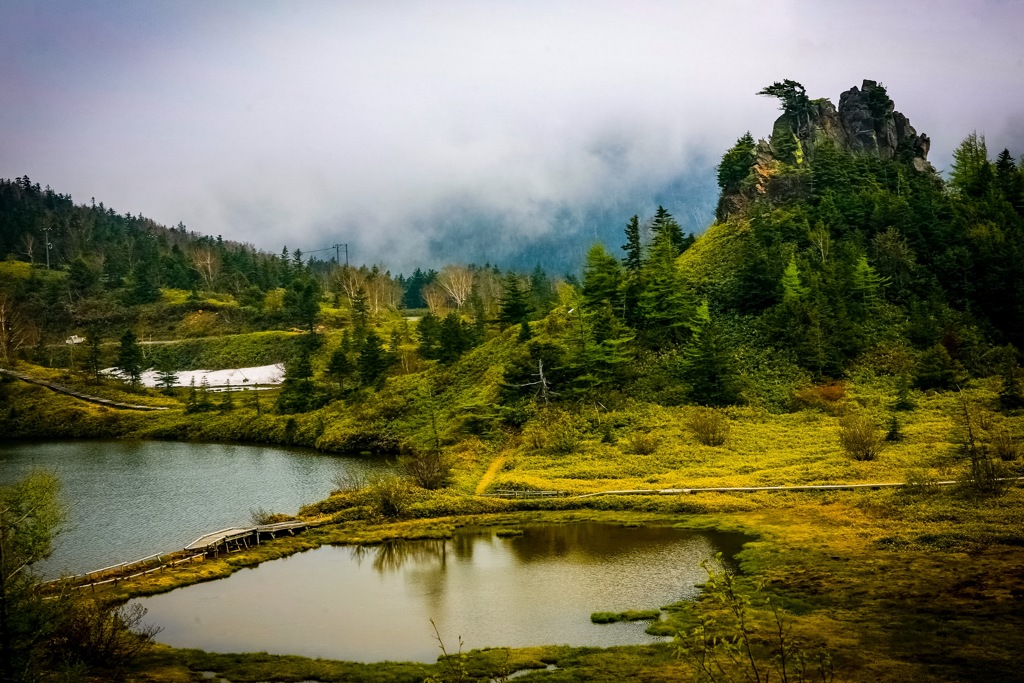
[637,232,695,347]
[116,330,144,388]
[284,277,321,332]
[128,260,160,305]
[438,312,473,363]
[621,214,643,274]
[219,379,235,412]
[326,347,353,392]
[582,244,623,314]
[528,265,555,318]
[358,331,391,387]
[277,348,315,413]
[497,274,532,328]
[185,377,199,413]
[716,132,756,195]
[351,286,369,343]
[154,360,177,395]
[650,206,690,257]
[998,345,1024,410]
[621,214,644,325]
[680,301,740,406]
[417,313,442,360]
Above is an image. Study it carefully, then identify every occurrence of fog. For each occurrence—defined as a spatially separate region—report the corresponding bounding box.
[2,1,1022,271]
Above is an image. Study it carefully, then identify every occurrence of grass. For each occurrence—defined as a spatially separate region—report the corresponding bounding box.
[590,609,661,623]
[5,355,1024,681]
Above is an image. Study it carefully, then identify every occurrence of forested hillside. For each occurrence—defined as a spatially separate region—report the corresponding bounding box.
[2,79,1023,428]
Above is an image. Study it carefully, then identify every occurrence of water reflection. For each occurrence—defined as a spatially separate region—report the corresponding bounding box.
[0,440,389,575]
[135,523,749,663]
[350,538,449,573]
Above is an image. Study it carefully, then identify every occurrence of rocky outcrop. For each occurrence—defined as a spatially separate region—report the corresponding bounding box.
[778,80,931,169]
[715,80,934,220]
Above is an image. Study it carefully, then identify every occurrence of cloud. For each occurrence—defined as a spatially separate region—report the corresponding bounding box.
[2,1,1023,271]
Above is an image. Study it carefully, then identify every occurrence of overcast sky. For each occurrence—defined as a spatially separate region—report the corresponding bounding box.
[2,1,1023,271]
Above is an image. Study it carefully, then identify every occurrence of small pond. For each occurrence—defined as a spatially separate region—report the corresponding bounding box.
[134,522,749,662]
[0,440,388,576]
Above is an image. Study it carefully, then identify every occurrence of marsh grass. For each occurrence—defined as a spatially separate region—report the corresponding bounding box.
[591,610,661,624]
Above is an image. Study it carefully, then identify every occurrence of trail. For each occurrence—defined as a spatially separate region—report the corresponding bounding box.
[0,368,169,411]
[475,455,507,495]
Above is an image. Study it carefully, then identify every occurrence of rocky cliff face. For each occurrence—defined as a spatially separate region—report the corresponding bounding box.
[717,80,934,220]
[770,80,932,171]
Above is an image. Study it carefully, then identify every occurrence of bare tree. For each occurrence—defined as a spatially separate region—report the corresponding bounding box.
[421,283,449,315]
[436,265,474,309]
[189,246,221,289]
[0,294,34,366]
[18,234,35,265]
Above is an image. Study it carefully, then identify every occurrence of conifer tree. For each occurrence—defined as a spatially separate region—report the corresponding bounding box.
[650,206,689,257]
[116,330,144,388]
[680,301,740,406]
[620,214,644,325]
[637,233,695,347]
[358,331,390,387]
[497,273,532,328]
[582,244,623,314]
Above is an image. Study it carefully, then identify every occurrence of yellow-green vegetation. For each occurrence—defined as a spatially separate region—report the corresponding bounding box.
[590,609,661,623]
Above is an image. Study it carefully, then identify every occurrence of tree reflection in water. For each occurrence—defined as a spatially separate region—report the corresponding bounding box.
[349,538,449,574]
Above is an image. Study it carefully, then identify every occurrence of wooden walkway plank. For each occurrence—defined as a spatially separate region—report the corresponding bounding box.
[0,368,169,411]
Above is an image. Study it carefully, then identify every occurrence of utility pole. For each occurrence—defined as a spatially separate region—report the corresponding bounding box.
[332,243,348,267]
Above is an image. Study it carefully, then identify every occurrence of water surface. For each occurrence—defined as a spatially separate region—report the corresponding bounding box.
[0,440,387,576]
[136,523,748,662]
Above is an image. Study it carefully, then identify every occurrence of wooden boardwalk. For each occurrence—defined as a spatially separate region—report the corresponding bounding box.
[184,520,310,555]
[0,368,169,411]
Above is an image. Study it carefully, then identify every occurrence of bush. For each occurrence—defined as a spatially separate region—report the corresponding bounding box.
[53,600,161,674]
[792,382,846,414]
[989,427,1019,461]
[365,474,415,518]
[402,448,453,490]
[621,431,661,455]
[838,414,883,461]
[687,407,730,447]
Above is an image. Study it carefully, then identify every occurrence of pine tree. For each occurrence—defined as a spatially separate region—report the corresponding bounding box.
[185,377,198,413]
[358,331,390,387]
[582,244,623,314]
[327,347,353,392]
[220,379,235,412]
[497,273,532,328]
[620,214,644,326]
[650,206,689,257]
[116,330,144,388]
[636,233,695,347]
[621,214,643,274]
[680,301,740,406]
[351,286,369,343]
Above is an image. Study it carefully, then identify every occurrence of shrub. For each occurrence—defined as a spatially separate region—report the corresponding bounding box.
[989,427,1019,461]
[838,414,883,461]
[365,474,415,518]
[53,600,161,674]
[621,431,661,455]
[687,407,730,447]
[249,507,294,525]
[792,382,846,414]
[402,448,453,490]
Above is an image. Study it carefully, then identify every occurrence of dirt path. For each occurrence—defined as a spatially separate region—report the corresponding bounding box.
[475,455,507,495]
[0,368,169,411]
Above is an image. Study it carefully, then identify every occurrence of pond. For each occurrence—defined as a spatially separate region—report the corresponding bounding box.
[0,440,388,576]
[134,522,749,663]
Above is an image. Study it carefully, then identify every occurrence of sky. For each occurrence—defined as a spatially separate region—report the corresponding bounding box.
[2,1,1023,272]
